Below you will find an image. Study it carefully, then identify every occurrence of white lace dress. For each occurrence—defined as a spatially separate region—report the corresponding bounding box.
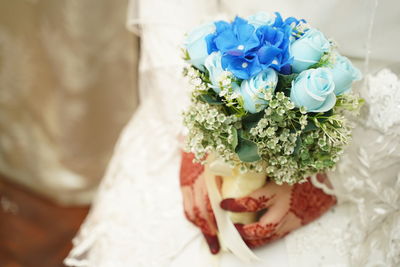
[65,0,400,266]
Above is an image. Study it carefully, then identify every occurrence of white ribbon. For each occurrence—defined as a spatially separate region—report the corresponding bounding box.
[204,158,261,263]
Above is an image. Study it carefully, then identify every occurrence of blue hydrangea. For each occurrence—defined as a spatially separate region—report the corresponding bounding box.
[206,13,302,79]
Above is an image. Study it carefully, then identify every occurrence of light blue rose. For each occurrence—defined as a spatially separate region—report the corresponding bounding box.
[247,12,275,28]
[330,53,362,95]
[239,68,278,113]
[184,22,216,70]
[291,28,330,73]
[290,68,336,112]
[204,52,225,93]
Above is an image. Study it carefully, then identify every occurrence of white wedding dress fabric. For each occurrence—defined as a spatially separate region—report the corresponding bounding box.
[65,0,400,266]
[284,68,400,267]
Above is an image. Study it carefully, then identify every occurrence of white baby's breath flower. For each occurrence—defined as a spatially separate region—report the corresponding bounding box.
[276,92,285,101]
[263,90,273,101]
[258,118,268,128]
[187,67,196,78]
[217,114,226,123]
[277,107,286,116]
[300,115,308,126]
[249,128,258,136]
[286,101,295,110]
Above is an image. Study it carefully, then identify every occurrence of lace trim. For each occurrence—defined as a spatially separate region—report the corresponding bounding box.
[365,68,400,133]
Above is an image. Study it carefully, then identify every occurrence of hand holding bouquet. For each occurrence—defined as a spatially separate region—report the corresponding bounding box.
[180,151,336,254]
[180,12,362,257]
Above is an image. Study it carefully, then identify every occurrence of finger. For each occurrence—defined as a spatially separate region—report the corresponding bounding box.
[194,191,220,254]
[234,222,279,241]
[220,184,277,212]
[235,214,292,248]
[180,151,204,186]
[243,232,283,248]
[205,194,217,230]
[272,212,301,237]
[192,174,218,234]
[258,188,291,225]
[181,186,196,222]
[233,191,291,241]
[202,233,220,254]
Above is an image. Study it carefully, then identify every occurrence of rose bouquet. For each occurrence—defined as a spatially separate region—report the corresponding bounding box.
[180,12,362,258]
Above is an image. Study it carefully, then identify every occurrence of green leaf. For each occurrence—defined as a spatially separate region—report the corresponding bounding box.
[303,120,318,132]
[289,121,301,133]
[230,127,238,150]
[317,109,333,123]
[198,94,223,105]
[241,111,264,131]
[293,135,302,156]
[308,52,333,69]
[235,131,261,162]
[276,73,298,94]
[181,48,191,61]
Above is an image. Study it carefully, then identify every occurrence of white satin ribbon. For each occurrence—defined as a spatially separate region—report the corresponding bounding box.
[204,158,261,263]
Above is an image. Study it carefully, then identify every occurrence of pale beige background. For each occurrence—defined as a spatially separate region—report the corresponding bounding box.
[0,0,139,204]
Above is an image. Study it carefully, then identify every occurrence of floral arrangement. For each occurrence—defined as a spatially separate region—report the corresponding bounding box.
[182,12,363,184]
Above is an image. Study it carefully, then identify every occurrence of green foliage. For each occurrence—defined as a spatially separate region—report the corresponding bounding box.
[303,120,318,132]
[309,50,335,69]
[181,48,190,61]
[182,65,363,184]
[230,127,238,150]
[276,73,298,95]
[198,93,223,105]
[241,111,265,131]
[235,131,261,162]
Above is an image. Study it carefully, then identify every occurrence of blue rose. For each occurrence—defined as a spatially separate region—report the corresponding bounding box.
[239,68,278,113]
[291,28,330,73]
[290,68,336,112]
[330,53,362,95]
[184,22,216,70]
[248,12,275,28]
[204,52,225,93]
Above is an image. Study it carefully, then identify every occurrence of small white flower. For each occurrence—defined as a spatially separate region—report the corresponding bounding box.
[264,91,273,101]
[286,101,295,110]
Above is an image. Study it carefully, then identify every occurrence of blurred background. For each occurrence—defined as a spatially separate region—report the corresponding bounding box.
[0,0,138,266]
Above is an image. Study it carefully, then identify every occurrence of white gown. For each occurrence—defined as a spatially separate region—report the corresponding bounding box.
[65,1,400,266]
